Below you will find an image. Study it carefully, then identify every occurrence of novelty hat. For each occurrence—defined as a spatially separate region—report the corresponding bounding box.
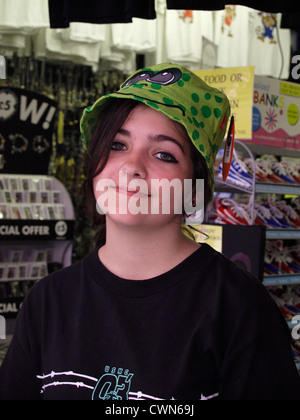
[80,62,231,178]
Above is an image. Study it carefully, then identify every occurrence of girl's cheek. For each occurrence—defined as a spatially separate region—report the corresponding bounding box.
[93,174,104,201]
[92,176,99,195]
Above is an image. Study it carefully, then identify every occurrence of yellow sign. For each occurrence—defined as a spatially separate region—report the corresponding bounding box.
[280,82,300,98]
[194,66,255,139]
[190,224,223,253]
[287,103,299,126]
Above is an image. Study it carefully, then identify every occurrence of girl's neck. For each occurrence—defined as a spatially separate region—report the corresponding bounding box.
[98,220,200,280]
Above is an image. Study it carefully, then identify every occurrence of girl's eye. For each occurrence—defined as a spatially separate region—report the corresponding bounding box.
[111,141,126,151]
[155,152,178,163]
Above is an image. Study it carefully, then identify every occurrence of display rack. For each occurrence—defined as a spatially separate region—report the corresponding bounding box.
[0,174,75,320]
[214,140,300,371]
[215,140,300,286]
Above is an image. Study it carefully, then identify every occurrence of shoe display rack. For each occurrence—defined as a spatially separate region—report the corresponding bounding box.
[0,174,75,328]
[212,141,300,371]
[213,140,300,285]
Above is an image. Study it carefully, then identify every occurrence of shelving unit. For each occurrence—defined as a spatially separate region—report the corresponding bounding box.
[214,140,300,372]
[215,140,300,285]
[263,274,300,286]
[0,174,75,324]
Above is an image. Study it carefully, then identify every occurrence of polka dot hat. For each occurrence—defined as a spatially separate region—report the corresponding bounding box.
[80,62,231,178]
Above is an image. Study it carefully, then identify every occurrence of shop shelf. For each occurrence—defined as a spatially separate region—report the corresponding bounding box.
[266,229,300,240]
[263,274,300,286]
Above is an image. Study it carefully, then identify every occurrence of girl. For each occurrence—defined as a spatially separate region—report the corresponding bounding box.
[0,63,300,400]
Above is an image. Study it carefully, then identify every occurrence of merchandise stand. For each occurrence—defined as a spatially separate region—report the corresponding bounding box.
[214,140,300,283]
[0,174,75,326]
[212,140,300,372]
[215,140,256,222]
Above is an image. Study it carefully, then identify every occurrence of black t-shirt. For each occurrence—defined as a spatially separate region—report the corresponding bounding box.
[48,0,297,27]
[166,0,297,13]
[48,0,156,27]
[0,244,300,400]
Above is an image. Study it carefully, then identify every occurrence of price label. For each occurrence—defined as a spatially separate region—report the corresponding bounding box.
[0,89,18,121]
[55,221,68,237]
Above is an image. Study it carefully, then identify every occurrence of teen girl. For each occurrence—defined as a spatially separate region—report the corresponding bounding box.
[1,63,300,400]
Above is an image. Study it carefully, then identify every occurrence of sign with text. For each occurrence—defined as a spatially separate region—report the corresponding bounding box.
[194,66,255,139]
[193,224,223,253]
[0,220,74,240]
[252,75,300,149]
[0,298,23,319]
[0,87,57,174]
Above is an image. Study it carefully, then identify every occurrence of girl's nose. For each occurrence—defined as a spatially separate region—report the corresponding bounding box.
[120,153,147,179]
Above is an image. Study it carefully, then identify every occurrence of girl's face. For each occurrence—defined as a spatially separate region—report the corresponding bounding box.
[93,104,195,228]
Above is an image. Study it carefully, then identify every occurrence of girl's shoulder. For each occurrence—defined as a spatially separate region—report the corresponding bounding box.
[25,248,98,298]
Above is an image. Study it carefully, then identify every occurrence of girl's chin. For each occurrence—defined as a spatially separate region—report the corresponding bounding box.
[105,212,181,227]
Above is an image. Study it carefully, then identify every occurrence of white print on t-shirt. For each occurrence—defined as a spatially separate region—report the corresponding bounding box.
[36,366,219,400]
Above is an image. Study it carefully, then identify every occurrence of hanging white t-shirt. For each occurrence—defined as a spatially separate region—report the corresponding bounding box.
[103,50,136,74]
[165,9,213,68]
[155,0,168,63]
[34,28,102,70]
[99,25,136,74]
[145,0,168,67]
[112,18,156,53]
[214,5,251,68]
[0,0,49,34]
[247,11,291,79]
[0,34,31,58]
[59,23,106,44]
[99,25,127,63]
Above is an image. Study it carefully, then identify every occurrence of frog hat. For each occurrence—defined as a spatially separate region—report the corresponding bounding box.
[80,62,231,180]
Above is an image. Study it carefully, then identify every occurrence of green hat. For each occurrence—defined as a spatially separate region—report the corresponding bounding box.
[80,62,231,178]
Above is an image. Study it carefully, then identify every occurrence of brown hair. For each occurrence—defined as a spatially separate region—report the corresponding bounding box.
[84,99,213,247]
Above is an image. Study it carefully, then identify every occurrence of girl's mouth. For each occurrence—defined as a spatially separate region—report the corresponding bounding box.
[115,186,151,198]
